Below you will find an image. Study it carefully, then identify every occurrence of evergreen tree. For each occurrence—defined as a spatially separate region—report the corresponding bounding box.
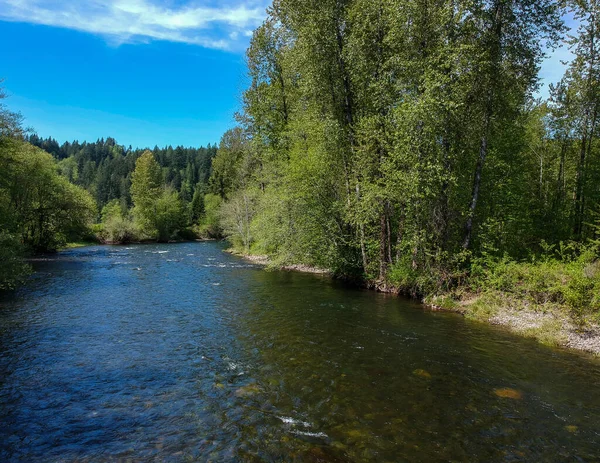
[131,150,163,235]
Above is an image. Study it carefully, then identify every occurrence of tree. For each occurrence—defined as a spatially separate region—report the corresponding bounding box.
[209,127,248,198]
[220,190,256,252]
[130,150,163,236]
[462,0,564,251]
[207,0,573,295]
[554,0,600,239]
[190,182,206,223]
[198,193,223,238]
[99,199,137,243]
[154,188,185,242]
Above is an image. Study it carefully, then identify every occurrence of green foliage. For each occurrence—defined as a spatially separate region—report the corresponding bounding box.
[470,247,600,319]
[25,134,217,246]
[0,137,96,252]
[591,206,600,248]
[189,182,206,223]
[209,0,573,295]
[387,260,424,297]
[154,189,185,242]
[219,189,256,252]
[129,151,186,241]
[197,193,222,238]
[98,199,138,243]
[27,135,216,211]
[0,220,30,290]
[131,150,163,234]
[0,89,97,288]
[209,127,248,199]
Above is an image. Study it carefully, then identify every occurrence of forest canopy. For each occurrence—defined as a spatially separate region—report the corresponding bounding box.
[209,0,600,302]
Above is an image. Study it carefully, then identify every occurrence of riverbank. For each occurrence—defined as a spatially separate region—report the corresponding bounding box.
[426,292,600,355]
[230,251,330,275]
[423,251,600,355]
[231,248,600,356]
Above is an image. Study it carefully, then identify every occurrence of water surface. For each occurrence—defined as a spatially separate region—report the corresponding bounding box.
[1,243,599,462]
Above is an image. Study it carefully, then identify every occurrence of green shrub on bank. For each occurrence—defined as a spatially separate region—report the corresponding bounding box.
[96,200,140,243]
[469,244,600,320]
[1,135,96,289]
[197,194,222,239]
[387,251,470,298]
[387,259,435,297]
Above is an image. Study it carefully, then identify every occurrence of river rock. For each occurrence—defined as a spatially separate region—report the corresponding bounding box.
[235,383,261,397]
[412,369,432,379]
[493,388,523,399]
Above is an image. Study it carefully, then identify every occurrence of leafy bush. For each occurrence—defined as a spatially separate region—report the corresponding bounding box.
[387,258,439,297]
[97,200,139,243]
[469,245,600,319]
[154,189,185,242]
[197,194,223,238]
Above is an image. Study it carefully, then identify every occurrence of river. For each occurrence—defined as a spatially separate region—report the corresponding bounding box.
[1,242,599,462]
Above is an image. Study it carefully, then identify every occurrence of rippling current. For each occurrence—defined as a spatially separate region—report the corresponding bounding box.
[1,242,600,462]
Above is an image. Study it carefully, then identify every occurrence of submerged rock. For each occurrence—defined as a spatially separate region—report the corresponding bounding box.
[493,388,523,400]
[235,383,261,398]
[412,369,432,379]
[301,446,348,462]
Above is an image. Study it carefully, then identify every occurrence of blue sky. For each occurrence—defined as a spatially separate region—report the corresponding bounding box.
[0,0,269,148]
[0,1,577,149]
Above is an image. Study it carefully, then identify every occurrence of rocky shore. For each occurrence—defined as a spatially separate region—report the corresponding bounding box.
[427,294,600,356]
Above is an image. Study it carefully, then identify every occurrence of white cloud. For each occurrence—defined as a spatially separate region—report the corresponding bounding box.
[0,0,269,50]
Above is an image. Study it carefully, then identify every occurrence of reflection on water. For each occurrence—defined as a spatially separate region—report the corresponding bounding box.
[0,243,599,462]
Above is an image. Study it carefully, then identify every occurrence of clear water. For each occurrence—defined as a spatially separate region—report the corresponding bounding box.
[1,242,599,462]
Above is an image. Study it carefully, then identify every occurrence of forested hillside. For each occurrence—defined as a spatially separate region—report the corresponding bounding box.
[20,135,220,245]
[206,0,600,329]
[26,135,216,212]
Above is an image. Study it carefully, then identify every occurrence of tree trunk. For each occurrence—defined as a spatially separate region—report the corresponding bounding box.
[379,210,388,281]
[386,202,393,265]
[463,104,491,250]
[356,183,368,272]
[463,0,505,251]
[574,133,588,238]
[574,12,597,238]
[395,208,405,263]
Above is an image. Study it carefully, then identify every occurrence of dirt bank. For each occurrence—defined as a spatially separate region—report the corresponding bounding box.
[427,293,600,356]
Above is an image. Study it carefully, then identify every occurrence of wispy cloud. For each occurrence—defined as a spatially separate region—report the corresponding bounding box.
[0,0,268,50]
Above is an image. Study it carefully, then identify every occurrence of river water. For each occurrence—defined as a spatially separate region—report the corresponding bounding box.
[1,243,599,462]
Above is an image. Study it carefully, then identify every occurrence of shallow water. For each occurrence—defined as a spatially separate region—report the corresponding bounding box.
[1,242,600,462]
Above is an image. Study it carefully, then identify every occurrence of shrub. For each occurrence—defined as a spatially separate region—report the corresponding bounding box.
[468,245,600,320]
[197,194,222,238]
[97,200,139,243]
